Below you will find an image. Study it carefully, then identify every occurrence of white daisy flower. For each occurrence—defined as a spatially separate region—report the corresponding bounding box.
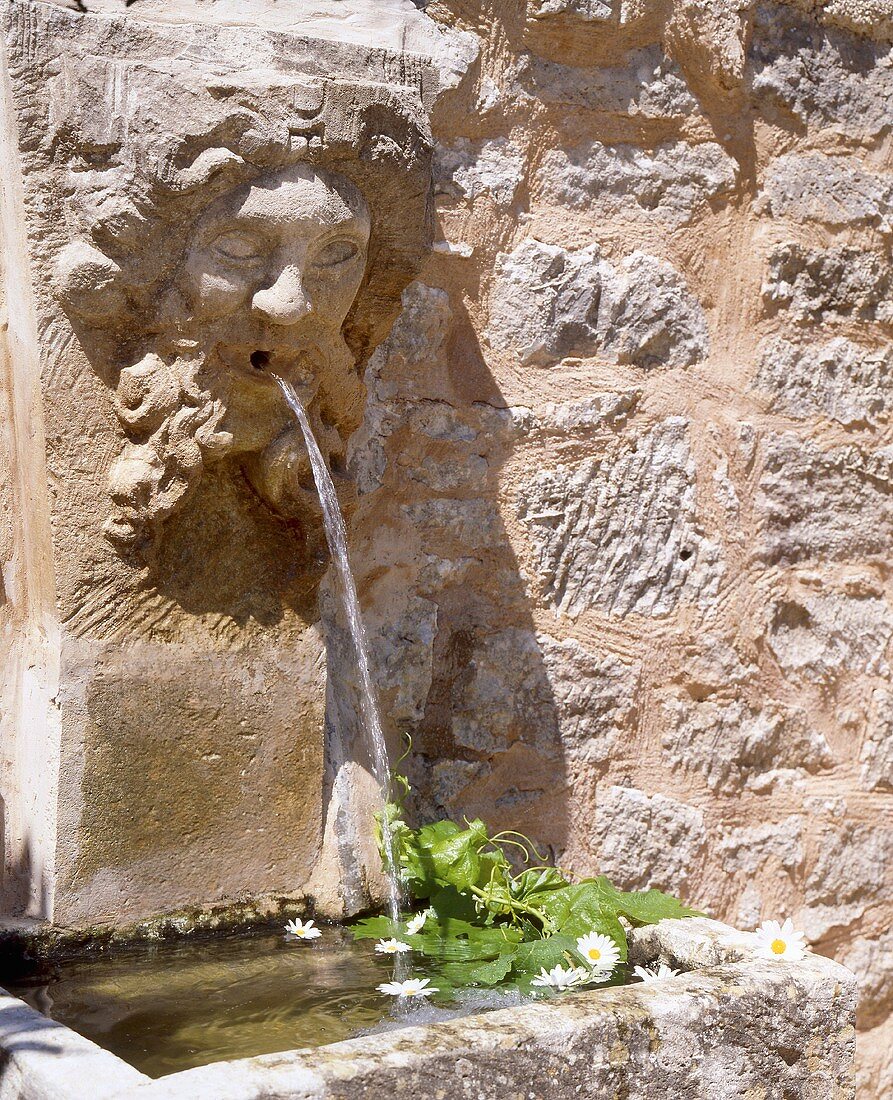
[575,932,621,973]
[633,963,680,983]
[405,911,429,936]
[752,918,807,962]
[530,964,591,991]
[284,918,322,940]
[377,977,439,997]
[375,938,412,954]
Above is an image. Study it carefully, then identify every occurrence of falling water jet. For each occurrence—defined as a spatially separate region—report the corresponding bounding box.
[275,376,405,940]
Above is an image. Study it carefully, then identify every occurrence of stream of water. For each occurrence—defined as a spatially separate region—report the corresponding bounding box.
[276,377,404,931]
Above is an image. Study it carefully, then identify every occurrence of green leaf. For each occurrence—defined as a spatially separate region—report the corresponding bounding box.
[405,916,522,964]
[349,916,401,941]
[509,933,577,978]
[417,819,462,848]
[428,820,490,891]
[585,877,702,925]
[429,886,479,923]
[511,867,568,899]
[530,883,628,958]
[468,950,517,985]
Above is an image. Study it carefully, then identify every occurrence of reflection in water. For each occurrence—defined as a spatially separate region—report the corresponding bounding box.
[4,928,528,1079]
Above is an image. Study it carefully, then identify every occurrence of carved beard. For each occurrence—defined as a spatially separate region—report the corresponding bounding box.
[104,348,233,555]
[104,334,362,562]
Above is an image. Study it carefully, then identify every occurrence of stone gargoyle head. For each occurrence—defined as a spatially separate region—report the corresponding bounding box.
[49,62,432,565]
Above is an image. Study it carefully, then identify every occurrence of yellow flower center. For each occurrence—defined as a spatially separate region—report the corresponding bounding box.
[588,948,601,961]
[771,939,786,955]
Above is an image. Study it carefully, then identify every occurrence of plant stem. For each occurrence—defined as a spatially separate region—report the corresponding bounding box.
[468,884,555,933]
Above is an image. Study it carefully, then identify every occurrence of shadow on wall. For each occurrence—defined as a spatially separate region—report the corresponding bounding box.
[341,282,574,869]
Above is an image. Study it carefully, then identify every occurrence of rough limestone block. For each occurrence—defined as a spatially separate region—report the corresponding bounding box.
[718,816,804,874]
[861,687,893,791]
[751,3,893,139]
[662,698,831,792]
[762,241,893,323]
[521,45,698,120]
[767,590,893,683]
[0,0,470,926]
[519,419,723,618]
[486,239,605,365]
[753,337,893,428]
[601,252,709,368]
[803,820,892,939]
[537,140,737,226]
[487,240,707,368]
[759,152,893,231]
[434,137,526,208]
[757,434,893,564]
[529,0,616,20]
[594,786,706,892]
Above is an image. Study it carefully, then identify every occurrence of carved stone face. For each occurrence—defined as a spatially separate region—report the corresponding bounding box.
[60,163,374,559]
[181,164,370,374]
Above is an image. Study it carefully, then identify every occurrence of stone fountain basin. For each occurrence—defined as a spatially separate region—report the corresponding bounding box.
[0,917,855,1100]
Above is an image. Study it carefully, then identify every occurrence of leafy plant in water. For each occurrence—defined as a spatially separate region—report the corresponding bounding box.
[352,753,701,996]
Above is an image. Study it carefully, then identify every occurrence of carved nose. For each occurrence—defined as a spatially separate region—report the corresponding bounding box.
[252,268,311,325]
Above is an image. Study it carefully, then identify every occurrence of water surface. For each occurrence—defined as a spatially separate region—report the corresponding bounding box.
[4,928,432,1077]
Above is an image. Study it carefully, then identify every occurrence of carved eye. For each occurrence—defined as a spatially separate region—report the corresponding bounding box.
[314,238,360,269]
[211,231,264,262]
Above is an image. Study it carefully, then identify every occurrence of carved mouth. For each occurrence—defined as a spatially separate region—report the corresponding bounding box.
[214,342,321,390]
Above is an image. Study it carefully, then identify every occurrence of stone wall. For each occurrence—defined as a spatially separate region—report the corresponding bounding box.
[0,0,889,1093]
[346,2,892,1093]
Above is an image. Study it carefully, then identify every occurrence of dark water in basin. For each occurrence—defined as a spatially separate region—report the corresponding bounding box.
[2,926,525,1078]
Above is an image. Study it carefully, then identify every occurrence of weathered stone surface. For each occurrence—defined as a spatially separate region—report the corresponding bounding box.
[786,0,893,40]
[486,239,604,365]
[595,785,706,891]
[718,815,804,873]
[0,918,859,1100]
[522,45,698,119]
[0,0,469,925]
[861,687,893,791]
[372,595,437,725]
[601,252,709,368]
[763,242,893,323]
[541,635,639,763]
[349,282,454,494]
[487,240,707,368]
[676,634,757,695]
[519,419,722,617]
[522,389,642,435]
[665,0,752,87]
[537,140,737,225]
[841,931,893,1028]
[767,591,893,683]
[662,699,831,792]
[751,3,893,139]
[759,153,893,230]
[449,628,560,754]
[803,821,892,937]
[753,337,893,428]
[757,434,893,564]
[434,137,525,208]
[528,0,615,20]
